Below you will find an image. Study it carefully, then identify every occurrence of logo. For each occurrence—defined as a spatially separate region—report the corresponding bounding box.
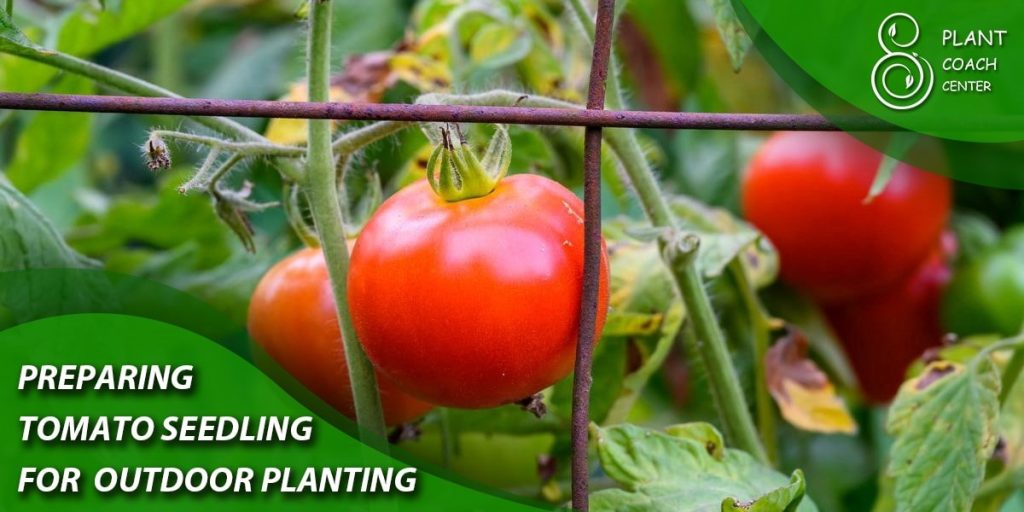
[871,13,934,110]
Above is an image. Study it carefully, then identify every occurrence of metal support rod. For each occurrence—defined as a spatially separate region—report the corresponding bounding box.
[572,1,615,510]
[0,92,869,131]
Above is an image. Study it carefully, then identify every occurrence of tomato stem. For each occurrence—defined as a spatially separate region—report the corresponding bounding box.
[569,1,768,463]
[1000,345,1024,407]
[149,130,305,158]
[282,182,320,248]
[303,0,387,444]
[729,262,779,464]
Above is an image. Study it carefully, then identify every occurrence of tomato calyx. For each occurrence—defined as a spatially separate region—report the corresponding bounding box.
[426,123,511,201]
[515,393,548,418]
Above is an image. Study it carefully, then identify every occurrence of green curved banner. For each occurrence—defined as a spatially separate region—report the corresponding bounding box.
[0,270,550,511]
[737,0,1024,188]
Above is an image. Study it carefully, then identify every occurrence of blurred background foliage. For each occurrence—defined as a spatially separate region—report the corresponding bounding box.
[1,1,1022,511]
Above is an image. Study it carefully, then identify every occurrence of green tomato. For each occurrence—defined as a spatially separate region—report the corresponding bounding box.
[943,227,1024,337]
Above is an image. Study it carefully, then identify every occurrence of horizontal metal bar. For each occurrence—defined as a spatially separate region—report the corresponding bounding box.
[0,92,875,131]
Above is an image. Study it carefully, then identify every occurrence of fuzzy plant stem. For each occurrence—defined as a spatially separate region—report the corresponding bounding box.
[729,262,778,463]
[303,0,386,442]
[566,0,767,463]
[1000,345,1024,407]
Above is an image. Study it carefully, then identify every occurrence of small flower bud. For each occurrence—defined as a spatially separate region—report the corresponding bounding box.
[141,133,171,171]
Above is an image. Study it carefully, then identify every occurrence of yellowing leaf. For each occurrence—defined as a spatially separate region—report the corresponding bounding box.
[264,83,349,145]
[765,329,856,435]
[469,23,531,69]
[886,357,1001,512]
[601,312,663,337]
[776,380,856,434]
[391,52,452,92]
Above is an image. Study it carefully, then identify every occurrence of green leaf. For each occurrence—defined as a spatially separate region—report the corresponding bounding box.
[705,0,753,71]
[164,249,283,326]
[468,23,532,70]
[6,74,95,192]
[722,472,807,512]
[67,172,234,272]
[0,176,94,271]
[1,0,189,92]
[864,133,918,204]
[507,126,564,179]
[669,196,778,283]
[56,0,189,58]
[0,8,31,49]
[591,423,816,512]
[886,359,1002,512]
[199,28,297,100]
[673,124,741,212]
[597,232,685,424]
[621,0,700,107]
[332,0,407,55]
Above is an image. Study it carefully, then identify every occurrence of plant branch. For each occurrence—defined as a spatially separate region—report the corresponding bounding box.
[1000,345,1024,407]
[729,262,778,464]
[206,153,245,192]
[282,182,320,248]
[566,0,766,462]
[302,0,386,443]
[332,120,407,153]
[152,130,305,158]
[977,466,1024,499]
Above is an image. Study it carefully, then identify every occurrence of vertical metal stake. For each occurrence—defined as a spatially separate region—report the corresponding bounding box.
[571,0,616,510]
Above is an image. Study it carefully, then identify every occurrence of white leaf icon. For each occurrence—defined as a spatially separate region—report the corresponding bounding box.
[889,23,897,38]
[906,75,914,89]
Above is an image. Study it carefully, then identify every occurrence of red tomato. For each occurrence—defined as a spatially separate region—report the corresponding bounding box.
[742,132,951,302]
[823,245,951,403]
[248,247,434,425]
[348,175,610,408]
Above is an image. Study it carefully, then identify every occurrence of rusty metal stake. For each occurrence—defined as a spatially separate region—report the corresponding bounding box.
[572,1,615,510]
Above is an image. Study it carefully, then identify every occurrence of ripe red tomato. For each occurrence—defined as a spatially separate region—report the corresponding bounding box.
[248,247,434,425]
[741,132,951,302]
[348,174,610,409]
[822,244,951,403]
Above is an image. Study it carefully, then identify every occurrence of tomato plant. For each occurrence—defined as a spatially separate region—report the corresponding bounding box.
[349,174,610,408]
[741,131,952,302]
[248,247,434,425]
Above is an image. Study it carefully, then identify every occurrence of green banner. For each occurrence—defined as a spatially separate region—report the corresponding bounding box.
[0,270,549,511]
[738,0,1024,188]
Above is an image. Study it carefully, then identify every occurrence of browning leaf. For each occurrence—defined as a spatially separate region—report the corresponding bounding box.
[765,329,857,434]
[886,358,1001,512]
[331,51,398,101]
